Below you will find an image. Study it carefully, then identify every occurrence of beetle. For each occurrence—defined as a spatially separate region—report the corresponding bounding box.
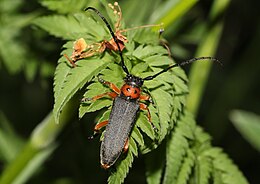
[64,2,162,67]
[84,7,221,169]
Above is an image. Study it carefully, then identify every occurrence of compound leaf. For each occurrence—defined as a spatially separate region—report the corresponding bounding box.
[53,56,109,123]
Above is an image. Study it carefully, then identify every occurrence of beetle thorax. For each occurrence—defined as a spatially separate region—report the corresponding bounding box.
[120,74,143,100]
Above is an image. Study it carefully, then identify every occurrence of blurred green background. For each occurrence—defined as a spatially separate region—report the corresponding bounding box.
[0,0,259,183]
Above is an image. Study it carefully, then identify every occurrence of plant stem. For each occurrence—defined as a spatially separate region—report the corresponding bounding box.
[186,0,230,116]
[150,0,197,30]
[0,98,78,184]
[186,22,223,116]
[156,0,197,28]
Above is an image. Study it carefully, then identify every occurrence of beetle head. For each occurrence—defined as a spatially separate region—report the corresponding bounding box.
[124,74,143,87]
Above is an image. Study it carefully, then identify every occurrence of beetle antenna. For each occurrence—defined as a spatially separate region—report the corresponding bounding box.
[143,56,222,81]
[85,7,130,75]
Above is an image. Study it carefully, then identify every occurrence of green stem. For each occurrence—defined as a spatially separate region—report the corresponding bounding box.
[154,0,198,28]
[186,22,223,115]
[186,0,230,116]
[0,98,78,184]
[0,142,38,184]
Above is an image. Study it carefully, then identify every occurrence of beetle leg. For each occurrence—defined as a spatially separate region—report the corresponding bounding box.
[82,79,120,102]
[98,77,121,94]
[139,94,150,101]
[88,120,109,140]
[82,92,118,102]
[139,103,157,131]
[139,94,153,103]
[123,138,129,153]
[140,92,154,104]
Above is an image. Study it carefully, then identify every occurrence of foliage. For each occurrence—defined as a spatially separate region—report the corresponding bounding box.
[0,0,257,184]
[230,110,260,152]
[30,0,248,183]
[0,0,55,81]
[146,111,248,184]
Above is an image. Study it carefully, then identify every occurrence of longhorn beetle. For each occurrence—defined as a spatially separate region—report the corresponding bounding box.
[84,7,221,169]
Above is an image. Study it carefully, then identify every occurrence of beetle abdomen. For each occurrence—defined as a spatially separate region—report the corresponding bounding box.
[100,96,139,168]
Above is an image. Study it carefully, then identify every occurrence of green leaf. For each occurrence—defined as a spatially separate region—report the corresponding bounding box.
[163,111,194,184]
[145,55,173,67]
[132,45,168,60]
[0,12,39,75]
[0,11,37,74]
[196,155,213,184]
[79,83,111,117]
[53,57,109,124]
[41,0,87,14]
[33,14,87,40]
[178,111,196,140]
[212,169,224,184]
[0,28,26,74]
[136,112,155,141]
[139,104,160,154]
[99,63,125,85]
[192,127,213,184]
[230,110,260,151]
[53,55,72,108]
[204,148,249,184]
[194,126,212,153]
[163,131,189,184]
[131,62,148,76]
[131,126,144,147]
[176,149,195,184]
[33,13,108,40]
[150,88,173,142]
[130,29,162,45]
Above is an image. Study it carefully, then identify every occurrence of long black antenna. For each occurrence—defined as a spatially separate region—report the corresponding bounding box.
[143,56,222,81]
[85,7,130,75]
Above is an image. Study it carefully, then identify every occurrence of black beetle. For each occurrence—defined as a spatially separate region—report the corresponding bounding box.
[84,7,221,169]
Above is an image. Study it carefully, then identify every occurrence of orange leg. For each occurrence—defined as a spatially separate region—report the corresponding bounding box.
[88,120,108,140]
[93,120,109,131]
[140,103,157,131]
[82,79,120,102]
[140,93,154,104]
[139,94,150,101]
[82,92,118,102]
[98,78,121,94]
[140,94,154,104]
[64,54,77,67]
[123,138,129,153]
